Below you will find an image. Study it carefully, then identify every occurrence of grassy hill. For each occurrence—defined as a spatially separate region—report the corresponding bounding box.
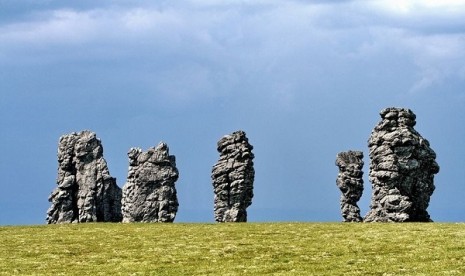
[1,223,464,275]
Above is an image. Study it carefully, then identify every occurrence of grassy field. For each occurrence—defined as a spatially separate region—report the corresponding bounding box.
[1,223,464,275]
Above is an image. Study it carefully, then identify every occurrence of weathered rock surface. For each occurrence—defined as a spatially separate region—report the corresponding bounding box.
[46,131,122,223]
[212,130,255,222]
[364,107,440,222]
[121,142,179,222]
[336,151,364,222]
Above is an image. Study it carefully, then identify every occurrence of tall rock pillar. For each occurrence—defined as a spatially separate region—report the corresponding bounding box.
[46,131,122,223]
[336,150,364,222]
[365,107,440,222]
[212,130,255,222]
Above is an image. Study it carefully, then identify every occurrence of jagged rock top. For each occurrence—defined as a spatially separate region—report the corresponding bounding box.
[336,150,364,175]
[217,130,254,154]
[379,107,416,127]
[127,142,176,167]
[73,130,104,159]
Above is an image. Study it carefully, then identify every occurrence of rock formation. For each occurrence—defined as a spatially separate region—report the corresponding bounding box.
[46,131,122,224]
[121,142,179,222]
[364,107,440,222]
[336,151,364,222]
[212,130,255,222]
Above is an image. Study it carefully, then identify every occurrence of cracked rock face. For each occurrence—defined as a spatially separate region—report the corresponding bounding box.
[46,131,122,224]
[336,151,364,222]
[212,130,255,222]
[121,142,179,223]
[364,107,440,222]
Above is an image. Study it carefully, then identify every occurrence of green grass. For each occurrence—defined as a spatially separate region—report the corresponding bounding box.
[1,223,464,275]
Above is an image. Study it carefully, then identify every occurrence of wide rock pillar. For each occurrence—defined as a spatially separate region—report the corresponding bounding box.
[122,142,179,222]
[365,108,439,222]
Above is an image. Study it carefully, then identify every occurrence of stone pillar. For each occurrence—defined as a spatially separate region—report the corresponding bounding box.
[364,107,440,222]
[46,131,122,223]
[121,142,179,222]
[212,130,255,222]
[336,151,364,222]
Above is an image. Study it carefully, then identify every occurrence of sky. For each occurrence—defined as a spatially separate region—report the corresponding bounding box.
[1,0,464,225]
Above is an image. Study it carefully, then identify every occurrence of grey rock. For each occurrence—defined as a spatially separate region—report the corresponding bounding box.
[336,151,364,222]
[364,107,440,222]
[212,130,255,222]
[46,131,122,224]
[121,142,179,222]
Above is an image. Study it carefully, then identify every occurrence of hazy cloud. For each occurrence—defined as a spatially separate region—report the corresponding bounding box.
[1,0,464,99]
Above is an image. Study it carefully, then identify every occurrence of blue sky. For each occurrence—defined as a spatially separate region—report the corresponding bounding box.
[1,0,464,225]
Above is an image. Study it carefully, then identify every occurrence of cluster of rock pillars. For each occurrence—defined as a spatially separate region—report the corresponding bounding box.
[46,130,254,223]
[336,107,439,222]
[47,107,439,224]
